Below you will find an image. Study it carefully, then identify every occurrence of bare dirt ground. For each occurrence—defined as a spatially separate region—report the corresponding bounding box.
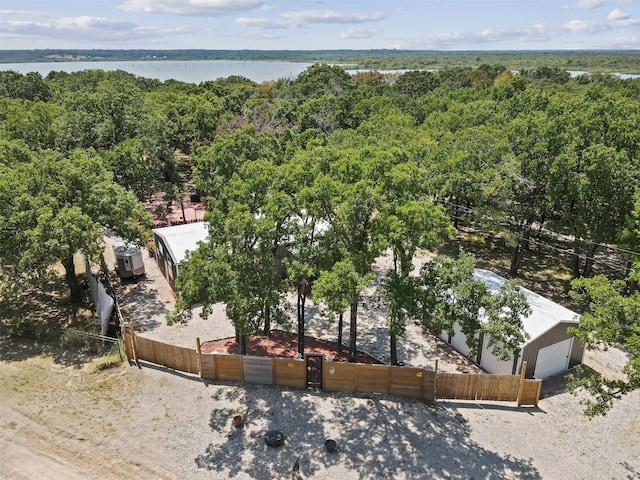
[1,237,639,479]
[200,330,386,364]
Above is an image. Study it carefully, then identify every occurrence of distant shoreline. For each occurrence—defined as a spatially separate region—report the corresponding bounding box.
[1,49,639,75]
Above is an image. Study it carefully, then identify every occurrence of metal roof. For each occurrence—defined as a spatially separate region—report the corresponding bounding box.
[153,222,209,264]
[113,243,141,257]
[473,268,579,345]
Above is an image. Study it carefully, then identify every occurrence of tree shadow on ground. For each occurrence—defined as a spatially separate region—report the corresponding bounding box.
[399,323,485,373]
[195,384,542,479]
[621,461,640,480]
[0,281,116,367]
[0,337,88,367]
[301,274,481,374]
[117,275,166,332]
[136,360,208,382]
[441,400,546,414]
[0,281,67,337]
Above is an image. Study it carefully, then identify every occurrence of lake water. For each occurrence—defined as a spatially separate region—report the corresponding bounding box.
[568,70,640,80]
[0,60,313,83]
[1,60,637,83]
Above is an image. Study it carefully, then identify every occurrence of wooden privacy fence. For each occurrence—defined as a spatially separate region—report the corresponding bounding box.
[122,323,541,407]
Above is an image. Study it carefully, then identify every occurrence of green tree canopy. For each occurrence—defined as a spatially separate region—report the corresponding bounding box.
[285,63,355,101]
[0,148,150,302]
[569,275,640,417]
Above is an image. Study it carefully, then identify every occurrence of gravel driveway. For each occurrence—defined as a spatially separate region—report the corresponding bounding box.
[101,236,640,479]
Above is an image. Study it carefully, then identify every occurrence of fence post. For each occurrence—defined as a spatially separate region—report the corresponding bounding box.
[121,326,131,362]
[196,337,203,378]
[271,357,276,385]
[433,359,439,401]
[534,378,542,407]
[120,315,127,341]
[129,322,139,365]
[517,361,527,406]
[354,362,359,393]
[126,322,132,359]
[115,330,123,361]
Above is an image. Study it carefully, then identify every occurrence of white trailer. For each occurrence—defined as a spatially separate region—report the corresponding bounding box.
[113,244,145,279]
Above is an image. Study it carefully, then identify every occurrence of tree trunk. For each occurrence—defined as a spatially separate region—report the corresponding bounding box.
[625,259,638,294]
[262,302,271,336]
[571,240,581,278]
[337,313,344,354]
[297,284,306,355]
[582,244,598,278]
[390,331,398,366]
[509,229,530,277]
[63,255,83,304]
[239,333,247,355]
[509,243,524,277]
[348,295,358,362]
[453,204,459,229]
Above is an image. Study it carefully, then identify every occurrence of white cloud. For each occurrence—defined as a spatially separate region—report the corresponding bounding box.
[280,10,386,25]
[57,16,137,31]
[118,0,264,16]
[612,17,640,26]
[608,8,631,21]
[591,34,640,48]
[563,0,604,9]
[0,10,50,17]
[577,0,604,7]
[412,23,561,48]
[340,27,381,39]
[237,9,386,29]
[407,11,638,49]
[235,17,291,29]
[2,16,136,34]
[562,19,609,32]
[0,15,191,42]
[406,8,640,49]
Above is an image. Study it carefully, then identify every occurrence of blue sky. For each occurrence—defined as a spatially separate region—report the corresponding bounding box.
[1,0,639,51]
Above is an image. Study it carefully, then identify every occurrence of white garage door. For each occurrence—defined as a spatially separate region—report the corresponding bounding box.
[534,338,572,379]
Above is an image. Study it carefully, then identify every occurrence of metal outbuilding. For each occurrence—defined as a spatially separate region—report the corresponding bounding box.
[152,222,209,290]
[440,269,584,379]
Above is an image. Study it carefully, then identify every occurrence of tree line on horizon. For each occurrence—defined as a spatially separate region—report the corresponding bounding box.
[0,62,638,415]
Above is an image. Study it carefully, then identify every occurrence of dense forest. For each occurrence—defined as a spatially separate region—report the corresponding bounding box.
[2,49,640,74]
[0,63,638,414]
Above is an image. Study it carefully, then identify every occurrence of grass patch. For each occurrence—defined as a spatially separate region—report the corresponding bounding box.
[85,342,125,373]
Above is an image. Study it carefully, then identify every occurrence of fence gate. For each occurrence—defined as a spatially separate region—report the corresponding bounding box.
[305,353,323,389]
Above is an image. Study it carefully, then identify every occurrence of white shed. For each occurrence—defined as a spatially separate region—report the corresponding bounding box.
[440,269,584,379]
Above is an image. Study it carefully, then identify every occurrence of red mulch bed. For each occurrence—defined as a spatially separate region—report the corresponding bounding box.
[200,330,383,364]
